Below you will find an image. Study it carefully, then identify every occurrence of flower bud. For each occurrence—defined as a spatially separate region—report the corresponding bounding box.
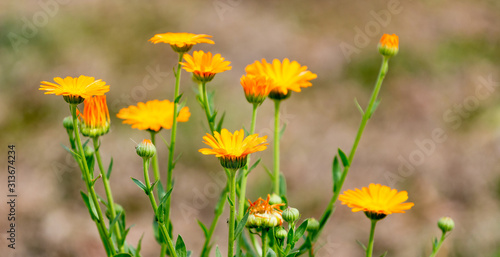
[136,139,156,159]
[275,227,287,240]
[83,145,94,159]
[378,34,399,57]
[306,218,320,232]
[282,207,300,223]
[437,217,455,234]
[63,116,74,131]
[269,194,282,205]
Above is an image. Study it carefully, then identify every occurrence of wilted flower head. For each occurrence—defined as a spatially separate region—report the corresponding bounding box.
[246,194,285,228]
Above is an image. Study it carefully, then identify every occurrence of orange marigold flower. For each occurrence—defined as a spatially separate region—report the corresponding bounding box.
[245,58,317,100]
[181,50,232,83]
[116,100,190,132]
[240,74,273,105]
[199,129,267,170]
[378,34,399,57]
[246,194,285,228]
[39,75,110,104]
[79,95,110,137]
[149,32,215,53]
[339,183,414,220]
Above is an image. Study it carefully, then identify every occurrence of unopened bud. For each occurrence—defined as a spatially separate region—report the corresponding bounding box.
[136,139,156,159]
[63,116,74,131]
[306,218,319,232]
[275,227,287,240]
[282,207,300,223]
[269,194,282,205]
[437,217,455,234]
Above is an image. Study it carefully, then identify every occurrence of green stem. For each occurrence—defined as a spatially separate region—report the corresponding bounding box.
[298,57,391,255]
[142,158,178,257]
[70,104,116,256]
[160,244,167,257]
[366,220,377,257]
[150,131,161,184]
[261,229,269,257]
[429,233,447,257]
[273,100,281,195]
[227,170,237,257]
[238,104,258,220]
[200,183,227,257]
[201,81,216,133]
[93,137,124,252]
[165,53,184,228]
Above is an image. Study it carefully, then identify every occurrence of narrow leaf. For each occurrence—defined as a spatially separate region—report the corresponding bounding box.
[215,246,222,257]
[107,157,113,179]
[279,123,287,140]
[135,233,144,257]
[332,156,341,193]
[279,173,287,196]
[263,165,273,180]
[355,240,367,251]
[245,158,261,176]
[227,195,234,206]
[131,177,148,194]
[379,251,388,257]
[235,211,249,239]
[214,185,228,215]
[197,220,209,238]
[338,148,349,167]
[368,99,381,119]
[80,191,98,221]
[216,112,226,133]
[175,235,187,257]
[293,220,309,243]
[113,254,133,257]
[354,98,365,115]
[174,93,184,104]
[266,249,277,257]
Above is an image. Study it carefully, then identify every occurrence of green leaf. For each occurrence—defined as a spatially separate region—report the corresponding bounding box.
[174,93,184,104]
[157,182,166,200]
[355,240,367,251]
[378,251,388,257]
[235,211,249,239]
[80,191,98,221]
[279,173,287,196]
[338,148,349,167]
[266,249,277,257]
[279,123,287,140]
[159,188,174,207]
[156,203,165,223]
[175,235,187,257]
[263,165,273,180]
[107,157,114,179]
[286,254,298,257]
[215,246,222,257]
[245,158,261,176]
[354,98,365,115]
[153,218,166,244]
[109,212,123,236]
[131,177,148,195]
[293,220,309,243]
[216,112,226,133]
[227,195,234,206]
[214,185,228,215]
[197,220,209,238]
[91,174,102,187]
[61,143,80,159]
[332,156,341,193]
[114,252,133,257]
[368,99,381,119]
[150,180,159,192]
[135,233,144,257]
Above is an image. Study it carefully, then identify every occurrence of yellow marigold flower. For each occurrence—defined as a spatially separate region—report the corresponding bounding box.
[149,32,215,53]
[116,100,190,132]
[79,95,110,137]
[246,194,285,228]
[240,74,273,105]
[339,183,414,220]
[199,129,267,170]
[378,33,399,57]
[245,58,317,100]
[181,50,232,83]
[39,75,110,104]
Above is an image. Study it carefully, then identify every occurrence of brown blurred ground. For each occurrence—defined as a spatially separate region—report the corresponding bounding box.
[1,0,500,256]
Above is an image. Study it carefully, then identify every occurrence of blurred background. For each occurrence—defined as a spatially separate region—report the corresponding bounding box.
[1,0,500,256]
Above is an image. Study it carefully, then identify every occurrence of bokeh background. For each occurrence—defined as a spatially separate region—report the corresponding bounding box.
[2,0,500,256]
